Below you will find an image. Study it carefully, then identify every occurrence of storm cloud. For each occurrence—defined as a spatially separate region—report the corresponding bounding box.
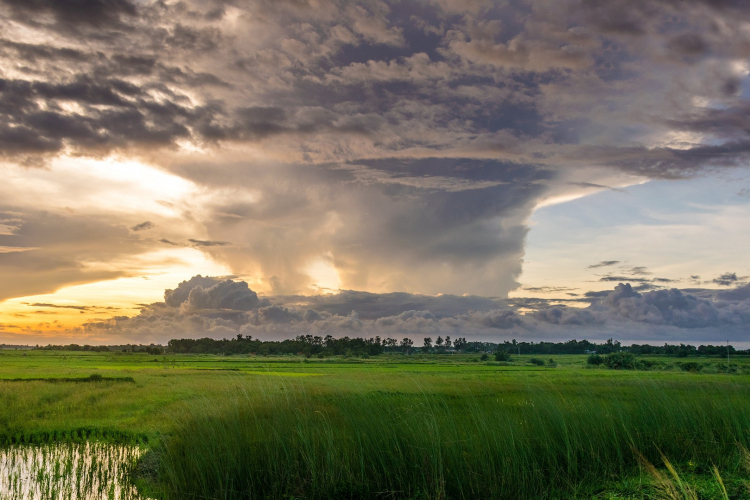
[2,0,750,343]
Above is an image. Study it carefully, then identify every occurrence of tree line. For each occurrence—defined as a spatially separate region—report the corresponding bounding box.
[35,336,747,358]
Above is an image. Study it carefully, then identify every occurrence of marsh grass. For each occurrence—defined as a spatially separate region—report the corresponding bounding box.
[2,374,136,383]
[0,442,146,500]
[633,445,750,500]
[146,376,750,500]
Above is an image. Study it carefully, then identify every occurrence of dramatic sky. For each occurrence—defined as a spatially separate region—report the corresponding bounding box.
[1,0,750,345]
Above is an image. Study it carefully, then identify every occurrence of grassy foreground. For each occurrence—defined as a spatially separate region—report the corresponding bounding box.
[2,350,750,498]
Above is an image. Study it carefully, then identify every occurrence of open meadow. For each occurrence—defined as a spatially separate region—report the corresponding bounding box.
[2,349,750,499]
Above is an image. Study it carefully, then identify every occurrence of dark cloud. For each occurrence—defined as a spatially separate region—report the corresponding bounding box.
[1,0,137,29]
[534,282,750,331]
[472,309,524,329]
[532,306,601,326]
[588,261,620,269]
[601,283,720,328]
[130,221,154,231]
[28,303,89,311]
[716,284,750,301]
[0,0,747,179]
[715,284,750,302]
[0,39,88,63]
[599,276,651,283]
[0,76,205,156]
[273,289,504,320]
[628,267,650,276]
[569,182,626,193]
[257,305,302,324]
[666,33,709,57]
[188,239,230,247]
[712,272,745,286]
[522,286,578,294]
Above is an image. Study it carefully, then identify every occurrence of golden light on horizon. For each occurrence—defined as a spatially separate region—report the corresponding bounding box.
[0,248,232,340]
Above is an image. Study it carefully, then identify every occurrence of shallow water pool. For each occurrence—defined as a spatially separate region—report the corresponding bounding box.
[1,442,148,500]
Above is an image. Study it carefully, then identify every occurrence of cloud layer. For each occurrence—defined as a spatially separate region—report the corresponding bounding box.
[1,0,750,331]
[68,276,750,344]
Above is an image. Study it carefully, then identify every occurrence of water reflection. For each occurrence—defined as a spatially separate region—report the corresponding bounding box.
[1,442,148,500]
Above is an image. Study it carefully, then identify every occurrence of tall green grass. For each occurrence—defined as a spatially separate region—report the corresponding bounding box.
[145,375,750,499]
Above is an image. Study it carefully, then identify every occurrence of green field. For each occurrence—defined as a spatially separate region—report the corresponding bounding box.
[2,350,750,499]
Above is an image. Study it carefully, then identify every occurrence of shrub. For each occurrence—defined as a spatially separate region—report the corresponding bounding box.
[480,353,489,361]
[587,354,603,365]
[604,352,636,370]
[634,359,657,370]
[494,350,512,362]
[547,358,557,368]
[529,358,545,366]
[676,361,702,373]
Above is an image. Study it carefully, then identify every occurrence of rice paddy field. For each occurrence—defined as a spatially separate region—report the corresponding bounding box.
[2,349,750,499]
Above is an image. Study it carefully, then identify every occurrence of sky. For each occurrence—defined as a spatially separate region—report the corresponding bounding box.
[1,0,750,345]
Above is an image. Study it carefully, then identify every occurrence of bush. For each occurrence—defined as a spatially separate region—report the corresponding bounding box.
[494,350,512,362]
[529,358,545,366]
[635,359,657,370]
[547,358,557,368]
[587,354,603,365]
[480,353,489,361]
[604,352,636,370]
[676,361,702,373]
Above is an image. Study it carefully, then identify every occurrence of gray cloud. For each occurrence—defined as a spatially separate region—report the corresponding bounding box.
[712,272,744,286]
[1,0,138,30]
[0,0,747,177]
[274,289,505,320]
[188,239,230,247]
[0,207,151,301]
[164,275,222,308]
[69,276,750,344]
[602,284,721,328]
[130,221,154,231]
[533,282,750,333]
[715,283,750,302]
[588,261,620,269]
[28,302,89,311]
[532,307,602,326]
[180,280,267,313]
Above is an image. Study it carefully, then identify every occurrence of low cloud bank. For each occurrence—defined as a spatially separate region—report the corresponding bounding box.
[73,276,750,344]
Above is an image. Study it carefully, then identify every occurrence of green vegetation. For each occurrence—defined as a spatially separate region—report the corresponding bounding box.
[148,374,750,499]
[37,337,749,358]
[2,349,750,499]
